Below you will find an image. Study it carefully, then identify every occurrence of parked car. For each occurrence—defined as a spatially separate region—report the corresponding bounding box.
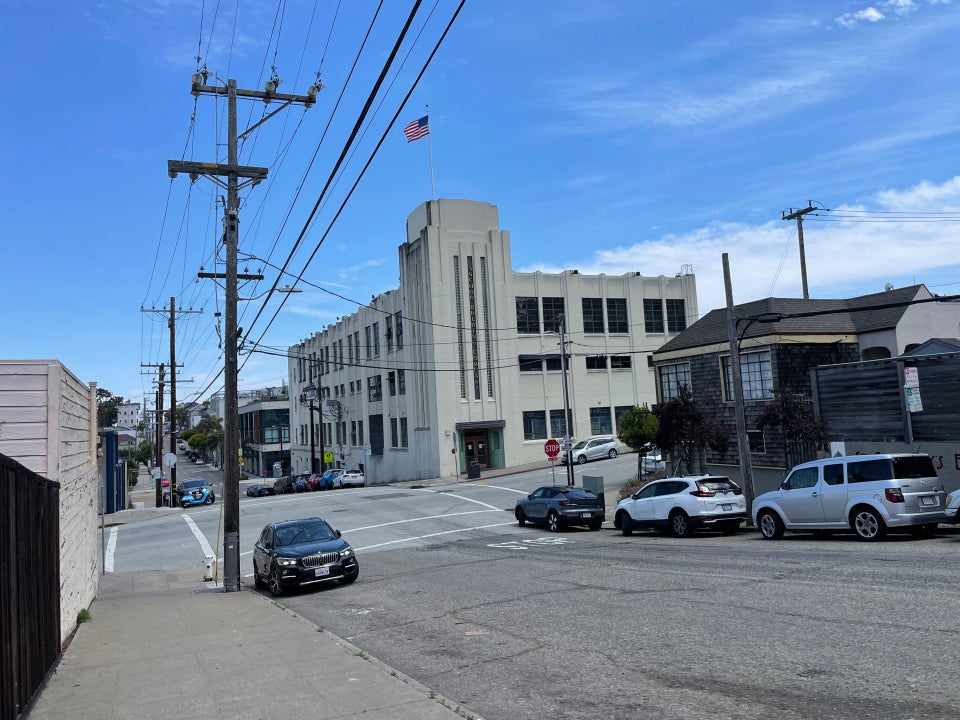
[561,436,620,465]
[295,474,310,492]
[246,483,275,497]
[946,488,960,523]
[515,486,605,532]
[252,517,359,596]
[314,469,342,490]
[337,469,365,488]
[194,459,204,465]
[615,476,747,537]
[178,478,216,507]
[273,476,296,494]
[753,453,947,541]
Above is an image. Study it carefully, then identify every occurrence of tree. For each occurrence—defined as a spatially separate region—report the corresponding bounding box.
[617,405,659,480]
[654,388,729,475]
[756,392,830,464]
[96,388,124,428]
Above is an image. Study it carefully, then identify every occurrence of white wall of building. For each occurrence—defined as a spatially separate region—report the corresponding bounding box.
[288,199,697,484]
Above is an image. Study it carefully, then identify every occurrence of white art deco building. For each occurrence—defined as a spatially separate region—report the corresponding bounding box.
[288,199,697,484]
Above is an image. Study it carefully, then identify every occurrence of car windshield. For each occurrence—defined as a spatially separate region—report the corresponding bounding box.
[275,521,337,546]
[560,488,597,499]
[891,455,937,479]
[698,479,739,492]
[181,480,205,490]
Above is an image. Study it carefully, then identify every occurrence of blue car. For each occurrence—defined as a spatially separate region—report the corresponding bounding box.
[178,478,216,507]
[515,486,605,532]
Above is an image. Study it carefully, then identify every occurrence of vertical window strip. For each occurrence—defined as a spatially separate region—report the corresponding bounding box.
[480,257,494,398]
[453,256,466,398]
[467,256,481,400]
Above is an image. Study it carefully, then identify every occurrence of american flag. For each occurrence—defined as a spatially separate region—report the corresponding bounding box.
[403,115,430,142]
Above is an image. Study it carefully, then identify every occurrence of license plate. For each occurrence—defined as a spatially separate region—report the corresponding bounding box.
[921,496,937,506]
[721,504,732,511]
[314,566,330,577]
[581,512,593,518]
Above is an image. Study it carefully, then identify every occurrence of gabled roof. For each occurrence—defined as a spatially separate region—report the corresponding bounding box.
[904,337,960,356]
[655,284,929,355]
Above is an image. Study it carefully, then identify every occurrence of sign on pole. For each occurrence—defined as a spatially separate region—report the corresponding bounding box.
[544,438,561,458]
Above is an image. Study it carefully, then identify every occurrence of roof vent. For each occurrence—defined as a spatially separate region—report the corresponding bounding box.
[885,282,894,291]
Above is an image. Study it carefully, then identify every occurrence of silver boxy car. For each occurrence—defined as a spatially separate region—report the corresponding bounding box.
[753,453,947,541]
[561,436,620,465]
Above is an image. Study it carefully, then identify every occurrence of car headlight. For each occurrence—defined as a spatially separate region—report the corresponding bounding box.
[275,557,298,567]
[340,547,354,557]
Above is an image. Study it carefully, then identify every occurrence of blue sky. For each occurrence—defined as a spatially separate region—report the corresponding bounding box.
[3,0,960,412]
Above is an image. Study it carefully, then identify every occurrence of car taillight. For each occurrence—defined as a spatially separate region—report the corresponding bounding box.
[558,500,571,506]
[884,488,905,503]
[690,489,715,497]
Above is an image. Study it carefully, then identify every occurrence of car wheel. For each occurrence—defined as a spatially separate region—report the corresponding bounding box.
[588,519,602,531]
[339,569,359,585]
[268,568,285,597]
[608,449,618,459]
[852,506,886,541]
[254,566,267,590]
[617,512,633,536]
[547,511,560,533]
[576,455,588,465]
[203,495,214,505]
[670,510,691,538]
[758,510,784,540]
[515,508,527,527]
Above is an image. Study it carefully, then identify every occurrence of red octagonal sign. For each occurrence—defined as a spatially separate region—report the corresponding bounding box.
[544,438,561,458]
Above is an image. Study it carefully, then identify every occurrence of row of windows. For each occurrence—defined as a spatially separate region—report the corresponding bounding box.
[294,313,407,383]
[367,370,407,402]
[657,350,774,402]
[518,354,633,372]
[521,405,635,441]
[515,296,687,335]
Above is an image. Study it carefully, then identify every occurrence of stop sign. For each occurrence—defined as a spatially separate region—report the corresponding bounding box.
[544,438,561,458]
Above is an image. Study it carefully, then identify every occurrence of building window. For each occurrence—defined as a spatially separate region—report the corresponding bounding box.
[386,316,393,352]
[358,420,363,445]
[351,421,357,446]
[516,296,539,334]
[658,362,691,400]
[338,339,344,368]
[590,407,612,435]
[550,409,566,438]
[398,369,406,395]
[454,255,466,399]
[395,312,403,349]
[607,298,628,333]
[481,256,494,399]
[614,405,632,433]
[354,332,361,364]
[722,351,774,401]
[748,429,766,453]
[365,326,372,359]
[519,355,542,372]
[390,418,398,448]
[388,371,396,396]
[349,380,354,394]
[522,410,548,440]
[610,355,632,369]
[666,299,687,333]
[368,415,383,455]
[372,322,380,357]
[644,299,664,333]
[400,417,408,448]
[542,297,565,333]
[545,355,568,372]
[586,355,607,370]
[368,375,382,402]
[582,298,604,333]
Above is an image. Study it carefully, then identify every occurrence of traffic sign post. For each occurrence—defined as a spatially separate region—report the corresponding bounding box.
[545,439,561,485]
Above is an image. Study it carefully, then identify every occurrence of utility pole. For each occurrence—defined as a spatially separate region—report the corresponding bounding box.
[169,70,320,593]
[558,315,574,487]
[723,253,756,516]
[781,201,818,300]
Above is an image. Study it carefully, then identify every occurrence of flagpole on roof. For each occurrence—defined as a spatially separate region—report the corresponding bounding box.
[426,104,436,201]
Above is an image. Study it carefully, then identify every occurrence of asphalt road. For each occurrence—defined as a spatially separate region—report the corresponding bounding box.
[108,458,960,720]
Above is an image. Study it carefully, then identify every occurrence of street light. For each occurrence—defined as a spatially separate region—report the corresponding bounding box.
[239,285,301,302]
[300,385,326,475]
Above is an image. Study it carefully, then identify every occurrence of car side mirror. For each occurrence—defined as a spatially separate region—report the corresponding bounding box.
[780,480,789,490]
[335,529,342,538]
[527,494,533,500]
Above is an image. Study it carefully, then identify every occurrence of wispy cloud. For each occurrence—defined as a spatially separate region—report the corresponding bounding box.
[520,176,960,317]
[337,258,386,280]
[834,0,941,26]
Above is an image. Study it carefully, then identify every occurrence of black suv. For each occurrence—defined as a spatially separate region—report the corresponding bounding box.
[273,476,296,494]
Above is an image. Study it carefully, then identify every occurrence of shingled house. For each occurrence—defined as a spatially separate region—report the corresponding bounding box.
[650,284,960,493]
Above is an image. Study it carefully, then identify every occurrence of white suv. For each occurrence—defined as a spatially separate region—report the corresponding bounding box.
[561,436,620,465]
[614,476,747,537]
[753,453,946,541]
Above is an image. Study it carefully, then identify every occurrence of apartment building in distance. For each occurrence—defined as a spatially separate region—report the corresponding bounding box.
[288,199,697,484]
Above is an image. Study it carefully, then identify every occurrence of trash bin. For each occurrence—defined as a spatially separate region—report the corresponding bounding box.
[467,461,481,480]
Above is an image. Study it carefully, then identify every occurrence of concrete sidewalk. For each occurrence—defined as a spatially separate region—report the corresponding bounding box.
[25,569,478,720]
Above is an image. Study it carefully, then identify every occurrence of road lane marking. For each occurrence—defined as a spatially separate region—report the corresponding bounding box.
[474,483,529,495]
[182,514,216,559]
[354,521,516,551]
[343,510,497,533]
[488,537,572,550]
[414,488,501,510]
[104,526,118,573]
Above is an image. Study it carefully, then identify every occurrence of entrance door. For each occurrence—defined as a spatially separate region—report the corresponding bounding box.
[463,430,489,468]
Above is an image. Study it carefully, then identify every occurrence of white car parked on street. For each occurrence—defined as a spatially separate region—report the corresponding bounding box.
[614,475,747,537]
